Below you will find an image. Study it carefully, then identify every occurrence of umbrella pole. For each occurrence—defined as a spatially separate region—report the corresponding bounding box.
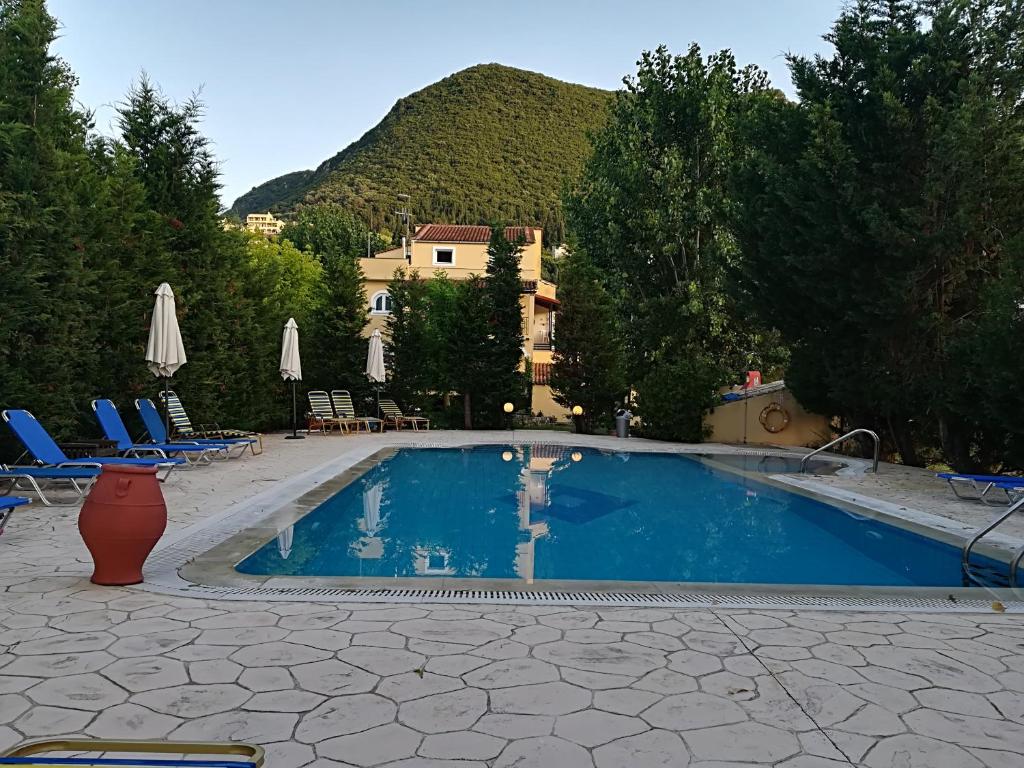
[286,379,305,440]
[164,377,171,440]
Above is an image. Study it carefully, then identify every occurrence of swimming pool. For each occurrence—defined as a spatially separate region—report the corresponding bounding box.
[236,445,1005,587]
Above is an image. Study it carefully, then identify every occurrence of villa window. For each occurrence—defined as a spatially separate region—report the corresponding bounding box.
[370,290,393,315]
[432,247,455,266]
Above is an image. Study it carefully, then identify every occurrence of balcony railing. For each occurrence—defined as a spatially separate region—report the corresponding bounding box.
[533,336,552,351]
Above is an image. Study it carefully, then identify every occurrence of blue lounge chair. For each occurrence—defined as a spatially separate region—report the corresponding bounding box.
[159,390,262,455]
[0,495,29,534]
[135,398,248,459]
[1,409,184,480]
[0,464,100,506]
[92,399,228,466]
[937,472,1024,506]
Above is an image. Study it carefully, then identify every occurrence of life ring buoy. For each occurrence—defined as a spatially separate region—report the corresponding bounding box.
[759,402,790,433]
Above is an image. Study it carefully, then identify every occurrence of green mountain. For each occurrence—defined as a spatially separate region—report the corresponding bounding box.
[229,64,612,244]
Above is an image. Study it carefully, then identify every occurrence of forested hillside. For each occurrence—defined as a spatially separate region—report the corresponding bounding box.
[229,64,612,244]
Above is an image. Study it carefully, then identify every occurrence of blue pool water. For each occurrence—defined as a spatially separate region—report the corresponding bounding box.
[237,445,1001,587]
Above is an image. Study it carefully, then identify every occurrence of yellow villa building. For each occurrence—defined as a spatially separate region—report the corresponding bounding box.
[359,224,564,417]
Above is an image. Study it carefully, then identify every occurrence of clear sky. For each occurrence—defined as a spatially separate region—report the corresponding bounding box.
[49,0,844,209]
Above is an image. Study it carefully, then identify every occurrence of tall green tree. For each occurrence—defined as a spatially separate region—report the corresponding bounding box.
[549,250,627,433]
[482,227,527,416]
[567,44,785,440]
[735,0,1024,469]
[0,0,100,439]
[384,268,432,408]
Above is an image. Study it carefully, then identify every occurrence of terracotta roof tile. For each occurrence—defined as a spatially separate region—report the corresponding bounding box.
[413,224,536,244]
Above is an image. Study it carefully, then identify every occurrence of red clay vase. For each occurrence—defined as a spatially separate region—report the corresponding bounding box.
[78,465,167,585]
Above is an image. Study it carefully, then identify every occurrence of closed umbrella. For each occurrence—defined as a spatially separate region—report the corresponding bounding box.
[276,525,294,560]
[280,318,304,440]
[145,283,187,439]
[366,328,386,419]
[362,479,385,536]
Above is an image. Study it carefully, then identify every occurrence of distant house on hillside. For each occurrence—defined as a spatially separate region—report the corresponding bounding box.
[245,212,285,236]
[360,224,563,417]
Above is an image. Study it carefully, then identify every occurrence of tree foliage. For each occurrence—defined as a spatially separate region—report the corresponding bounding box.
[549,250,627,433]
[735,0,1024,469]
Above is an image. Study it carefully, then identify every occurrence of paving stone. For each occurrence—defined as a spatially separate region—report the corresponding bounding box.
[381,761,483,768]
[472,638,528,659]
[493,736,592,768]
[683,721,801,763]
[0,676,36,694]
[593,728,690,768]
[192,611,280,629]
[85,702,182,738]
[862,647,1001,693]
[110,618,190,637]
[564,629,622,644]
[243,689,325,712]
[490,681,591,716]
[419,731,505,760]
[835,703,907,737]
[463,658,559,689]
[195,626,288,646]
[424,654,490,677]
[295,694,396,742]
[862,733,985,767]
[681,631,748,656]
[484,611,536,627]
[108,629,201,657]
[0,694,30,721]
[238,666,293,692]
[132,683,251,718]
[15,705,95,736]
[319,723,421,767]
[102,656,189,692]
[641,692,748,730]
[27,672,127,710]
[561,668,636,690]
[189,659,242,684]
[337,646,425,676]
[168,711,298,742]
[352,631,406,648]
[625,632,685,652]
[916,688,1002,718]
[594,688,662,716]
[511,625,562,645]
[13,631,114,655]
[634,668,698,695]
[277,612,344,631]
[349,607,429,622]
[399,687,488,732]
[847,682,918,714]
[262,741,316,768]
[3,651,114,677]
[230,641,332,667]
[291,659,378,695]
[533,640,664,676]
[286,629,352,651]
[538,612,599,630]
[376,671,464,703]
[554,709,648,747]
[51,610,128,633]
[473,713,554,739]
[667,649,724,677]
[407,639,475,656]
[903,707,1024,752]
[167,644,236,662]
[391,618,510,645]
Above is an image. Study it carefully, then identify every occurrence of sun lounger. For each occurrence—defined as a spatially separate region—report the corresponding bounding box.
[0,495,29,534]
[331,390,383,433]
[937,472,1024,506]
[159,389,262,455]
[93,399,229,466]
[1,409,183,480]
[379,398,430,431]
[307,390,353,434]
[134,398,248,460]
[0,464,100,506]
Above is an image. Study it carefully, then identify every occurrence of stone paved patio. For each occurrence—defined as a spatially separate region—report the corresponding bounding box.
[0,432,1022,766]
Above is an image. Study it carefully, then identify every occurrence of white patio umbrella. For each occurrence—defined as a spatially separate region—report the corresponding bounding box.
[366,329,386,419]
[145,282,187,438]
[280,318,304,440]
[276,525,294,560]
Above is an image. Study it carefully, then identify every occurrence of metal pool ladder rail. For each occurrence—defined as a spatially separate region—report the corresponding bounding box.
[800,428,880,474]
[962,496,1024,588]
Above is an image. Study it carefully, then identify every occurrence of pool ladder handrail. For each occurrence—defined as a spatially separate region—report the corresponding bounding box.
[800,429,880,474]
[962,495,1024,588]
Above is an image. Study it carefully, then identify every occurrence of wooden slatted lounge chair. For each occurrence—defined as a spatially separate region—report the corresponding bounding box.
[379,399,430,431]
[330,390,383,433]
[159,390,263,455]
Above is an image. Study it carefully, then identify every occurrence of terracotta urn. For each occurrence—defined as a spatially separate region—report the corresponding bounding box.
[78,465,167,585]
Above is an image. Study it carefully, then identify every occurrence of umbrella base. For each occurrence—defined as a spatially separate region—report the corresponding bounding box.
[285,435,306,440]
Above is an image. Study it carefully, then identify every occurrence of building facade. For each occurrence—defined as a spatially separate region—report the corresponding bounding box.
[245,212,286,236]
[359,224,564,417]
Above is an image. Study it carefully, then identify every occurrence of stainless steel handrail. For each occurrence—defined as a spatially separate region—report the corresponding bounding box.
[1009,542,1024,589]
[800,428,880,474]
[962,496,1024,587]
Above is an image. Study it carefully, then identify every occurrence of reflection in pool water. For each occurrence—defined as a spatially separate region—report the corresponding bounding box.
[236,445,1006,587]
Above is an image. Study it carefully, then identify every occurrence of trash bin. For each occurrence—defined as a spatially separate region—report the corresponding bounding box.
[615,409,632,438]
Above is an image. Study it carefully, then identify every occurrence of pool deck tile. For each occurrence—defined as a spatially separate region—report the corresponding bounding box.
[1,431,1023,766]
